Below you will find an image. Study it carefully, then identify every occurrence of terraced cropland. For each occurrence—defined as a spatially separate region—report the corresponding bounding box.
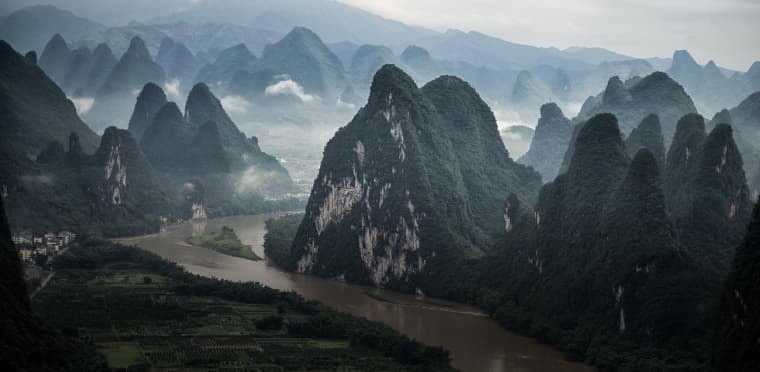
[31,241,452,371]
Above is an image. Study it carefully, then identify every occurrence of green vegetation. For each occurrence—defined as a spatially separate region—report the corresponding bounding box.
[264,213,304,268]
[0,193,107,371]
[32,238,453,371]
[188,225,261,261]
[713,198,760,371]
[288,65,541,291]
[97,342,145,369]
[267,111,757,371]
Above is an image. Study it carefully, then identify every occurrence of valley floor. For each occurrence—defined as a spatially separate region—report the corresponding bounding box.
[32,240,453,371]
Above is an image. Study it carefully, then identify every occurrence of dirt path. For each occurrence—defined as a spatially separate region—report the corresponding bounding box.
[30,271,55,299]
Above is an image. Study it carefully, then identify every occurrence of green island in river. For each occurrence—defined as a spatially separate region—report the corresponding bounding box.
[187,226,262,261]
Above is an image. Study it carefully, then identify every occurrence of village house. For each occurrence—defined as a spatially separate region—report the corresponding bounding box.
[18,249,32,262]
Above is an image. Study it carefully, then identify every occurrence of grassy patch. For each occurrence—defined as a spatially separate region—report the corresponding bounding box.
[312,339,351,349]
[97,342,145,369]
[187,226,261,261]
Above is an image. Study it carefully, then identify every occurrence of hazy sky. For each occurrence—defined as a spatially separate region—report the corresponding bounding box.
[339,0,760,71]
[2,0,758,70]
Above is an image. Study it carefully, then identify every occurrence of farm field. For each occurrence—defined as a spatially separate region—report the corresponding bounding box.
[31,241,451,371]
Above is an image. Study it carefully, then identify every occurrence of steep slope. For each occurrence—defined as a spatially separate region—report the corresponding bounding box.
[87,36,166,130]
[577,72,698,142]
[193,43,257,89]
[38,33,72,86]
[712,100,760,198]
[511,70,558,123]
[140,102,195,170]
[96,36,165,97]
[625,114,666,168]
[139,85,297,216]
[0,40,170,235]
[400,45,443,83]
[185,83,261,156]
[745,62,760,92]
[667,120,752,274]
[156,37,198,84]
[518,103,573,181]
[729,91,760,140]
[664,114,708,210]
[127,82,168,141]
[667,50,747,116]
[37,35,117,97]
[184,83,297,194]
[0,40,99,157]
[76,43,117,96]
[60,46,92,93]
[82,127,170,216]
[668,50,703,91]
[580,149,708,352]
[348,44,400,88]
[713,198,760,371]
[286,65,541,291]
[257,27,349,100]
[484,116,713,369]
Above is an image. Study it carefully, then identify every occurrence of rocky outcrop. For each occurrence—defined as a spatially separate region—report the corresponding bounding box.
[491,115,713,362]
[667,118,752,274]
[518,103,573,181]
[288,65,541,289]
[88,127,169,214]
[128,82,168,141]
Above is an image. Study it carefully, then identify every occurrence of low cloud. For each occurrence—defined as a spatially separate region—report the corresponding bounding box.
[492,106,531,130]
[336,97,357,110]
[221,95,252,115]
[69,97,95,115]
[164,79,183,102]
[235,166,282,195]
[21,174,54,185]
[265,80,318,102]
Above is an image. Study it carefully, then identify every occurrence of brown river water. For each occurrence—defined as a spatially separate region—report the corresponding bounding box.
[115,213,593,372]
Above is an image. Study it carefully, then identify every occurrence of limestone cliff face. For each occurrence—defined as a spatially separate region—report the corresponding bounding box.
[289,65,541,290]
[88,127,168,214]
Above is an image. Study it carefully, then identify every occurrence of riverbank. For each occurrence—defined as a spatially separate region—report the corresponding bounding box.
[34,239,452,370]
[114,213,594,372]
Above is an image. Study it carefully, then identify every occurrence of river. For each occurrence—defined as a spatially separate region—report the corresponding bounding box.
[115,213,593,372]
